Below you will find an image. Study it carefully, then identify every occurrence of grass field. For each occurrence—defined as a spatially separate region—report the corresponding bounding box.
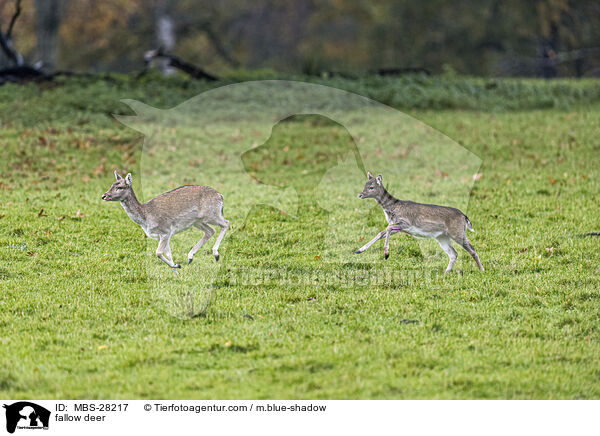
[1,76,599,399]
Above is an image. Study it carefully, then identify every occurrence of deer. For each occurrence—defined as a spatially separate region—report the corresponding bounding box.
[354,172,484,274]
[102,171,229,269]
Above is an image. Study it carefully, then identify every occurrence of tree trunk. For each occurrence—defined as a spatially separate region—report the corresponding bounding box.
[540,21,559,79]
[34,0,60,73]
[153,1,176,75]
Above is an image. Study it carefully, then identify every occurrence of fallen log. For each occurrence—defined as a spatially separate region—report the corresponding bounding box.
[143,48,218,81]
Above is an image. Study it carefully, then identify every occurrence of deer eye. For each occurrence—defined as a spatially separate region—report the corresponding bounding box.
[369,187,374,190]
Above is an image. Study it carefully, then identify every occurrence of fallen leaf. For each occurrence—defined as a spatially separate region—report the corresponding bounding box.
[473,173,483,181]
[74,209,85,218]
[57,216,65,221]
[97,345,108,350]
[224,340,233,348]
[549,177,557,185]
[0,214,5,219]
[81,175,90,183]
[37,209,47,218]
[314,255,321,261]
[26,251,36,257]
[92,163,106,175]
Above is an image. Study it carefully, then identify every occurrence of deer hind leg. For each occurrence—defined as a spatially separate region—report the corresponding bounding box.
[187,222,215,264]
[156,234,181,269]
[453,235,484,271]
[210,216,229,262]
[437,236,457,274]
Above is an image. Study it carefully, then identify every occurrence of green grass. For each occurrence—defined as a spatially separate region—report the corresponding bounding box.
[1,76,599,399]
[1,73,599,126]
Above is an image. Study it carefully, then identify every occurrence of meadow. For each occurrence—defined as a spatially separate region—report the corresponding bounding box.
[0,74,599,399]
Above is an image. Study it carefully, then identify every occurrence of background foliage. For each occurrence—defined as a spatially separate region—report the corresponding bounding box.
[2,0,600,77]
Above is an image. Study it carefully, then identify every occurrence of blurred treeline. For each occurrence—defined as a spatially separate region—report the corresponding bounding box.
[1,0,600,77]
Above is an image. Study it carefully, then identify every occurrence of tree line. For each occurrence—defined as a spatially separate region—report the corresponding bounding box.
[1,0,599,78]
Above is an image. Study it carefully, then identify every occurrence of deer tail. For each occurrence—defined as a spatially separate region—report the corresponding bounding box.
[465,216,474,232]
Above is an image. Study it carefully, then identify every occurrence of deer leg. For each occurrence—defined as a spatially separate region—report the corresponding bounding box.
[384,229,392,259]
[211,217,229,262]
[354,229,386,254]
[458,238,484,271]
[437,236,457,274]
[163,240,180,269]
[356,222,408,256]
[187,223,215,264]
[156,235,181,269]
[383,222,410,259]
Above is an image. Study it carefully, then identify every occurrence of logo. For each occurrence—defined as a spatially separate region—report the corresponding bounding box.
[3,402,50,434]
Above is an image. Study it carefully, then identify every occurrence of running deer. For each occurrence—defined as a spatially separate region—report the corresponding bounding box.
[354,172,483,273]
[102,171,229,269]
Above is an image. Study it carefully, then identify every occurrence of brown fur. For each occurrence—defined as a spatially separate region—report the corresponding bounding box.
[103,172,229,269]
[355,172,483,273]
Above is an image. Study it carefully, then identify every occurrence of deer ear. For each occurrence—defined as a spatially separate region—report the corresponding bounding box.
[376,174,383,185]
[125,173,133,185]
[367,171,373,179]
[114,171,122,181]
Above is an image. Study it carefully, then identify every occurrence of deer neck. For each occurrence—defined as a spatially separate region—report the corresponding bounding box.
[375,186,398,211]
[120,191,146,226]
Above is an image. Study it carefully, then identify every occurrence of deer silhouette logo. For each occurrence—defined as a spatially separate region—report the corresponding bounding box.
[3,402,50,433]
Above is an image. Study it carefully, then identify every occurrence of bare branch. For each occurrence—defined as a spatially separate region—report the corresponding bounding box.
[201,22,240,68]
[0,0,25,66]
[7,0,22,38]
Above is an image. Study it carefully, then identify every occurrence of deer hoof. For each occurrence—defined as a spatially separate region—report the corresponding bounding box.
[214,254,219,262]
[384,253,389,259]
[173,264,181,269]
[354,250,362,254]
[187,258,193,265]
